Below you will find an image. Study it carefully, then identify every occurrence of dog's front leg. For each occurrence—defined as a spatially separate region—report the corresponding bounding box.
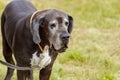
[17,70,26,80]
[39,64,53,80]
[17,70,33,80]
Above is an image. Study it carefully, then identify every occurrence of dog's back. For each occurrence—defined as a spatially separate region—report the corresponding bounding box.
[1,0,36,47]
[4,0,36,21]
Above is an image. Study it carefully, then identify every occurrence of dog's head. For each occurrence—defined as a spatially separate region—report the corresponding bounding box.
[30,9,73,52]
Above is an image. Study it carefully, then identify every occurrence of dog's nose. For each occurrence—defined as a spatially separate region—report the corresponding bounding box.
[60,33,70,41]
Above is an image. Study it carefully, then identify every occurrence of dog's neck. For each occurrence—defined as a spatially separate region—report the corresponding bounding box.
[25,13,50,53]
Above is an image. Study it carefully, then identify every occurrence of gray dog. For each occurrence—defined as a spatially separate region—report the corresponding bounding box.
[1,0,73,80]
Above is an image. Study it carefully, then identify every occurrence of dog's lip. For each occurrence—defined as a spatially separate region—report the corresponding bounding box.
[64,43,68,48]
[51,44,56,51]
[51,44,68,52]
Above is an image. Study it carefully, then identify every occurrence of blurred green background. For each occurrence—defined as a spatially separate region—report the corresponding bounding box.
[0,0,120,80]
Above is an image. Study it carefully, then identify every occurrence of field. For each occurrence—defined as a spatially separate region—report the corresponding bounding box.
[0,0,120,80]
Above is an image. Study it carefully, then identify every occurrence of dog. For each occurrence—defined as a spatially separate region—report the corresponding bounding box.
[1,0,73,80]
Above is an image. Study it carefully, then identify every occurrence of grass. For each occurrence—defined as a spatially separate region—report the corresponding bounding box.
[0,0,120,80]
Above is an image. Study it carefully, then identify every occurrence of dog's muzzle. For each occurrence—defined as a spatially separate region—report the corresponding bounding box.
[60,33,70,52]
[51,33,70,53]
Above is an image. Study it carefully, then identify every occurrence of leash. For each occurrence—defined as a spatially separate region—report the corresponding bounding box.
[0,10,48,80]
[0,60,45,70]
[37,44,43,52]
[30,10,44,52]
[0,10,45,70]
[0,60,32,70]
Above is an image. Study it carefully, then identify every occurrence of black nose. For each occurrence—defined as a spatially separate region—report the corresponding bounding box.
[61,33,70,41]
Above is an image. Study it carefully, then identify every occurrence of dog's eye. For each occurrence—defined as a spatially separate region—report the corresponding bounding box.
[50,23,56,29]
[65,22,69,26]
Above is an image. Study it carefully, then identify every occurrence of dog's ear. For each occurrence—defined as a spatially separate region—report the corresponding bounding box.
[68,15,73,33]
[30,18,45,44]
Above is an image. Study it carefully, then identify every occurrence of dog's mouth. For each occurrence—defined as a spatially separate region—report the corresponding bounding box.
[52,43,68,53]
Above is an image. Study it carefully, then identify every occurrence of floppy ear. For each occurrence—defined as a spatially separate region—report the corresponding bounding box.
[30,18,45,44]
[68,15,73,33]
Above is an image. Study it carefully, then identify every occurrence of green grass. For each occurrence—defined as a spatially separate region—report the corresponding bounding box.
[0,0,120,80]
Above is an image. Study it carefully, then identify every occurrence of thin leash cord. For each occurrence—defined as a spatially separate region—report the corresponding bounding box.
[30,10,41,24]
[37,44,43,52]
[30,10,44,53]
[0,60,31,70]
[0,10,45,80]
[0,60,43,70]
[0,10,45,70]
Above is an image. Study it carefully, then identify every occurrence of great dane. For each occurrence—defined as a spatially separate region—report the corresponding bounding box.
[1,0,73,80]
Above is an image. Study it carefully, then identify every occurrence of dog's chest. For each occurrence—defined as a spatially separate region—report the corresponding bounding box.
[30,50,51,69]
